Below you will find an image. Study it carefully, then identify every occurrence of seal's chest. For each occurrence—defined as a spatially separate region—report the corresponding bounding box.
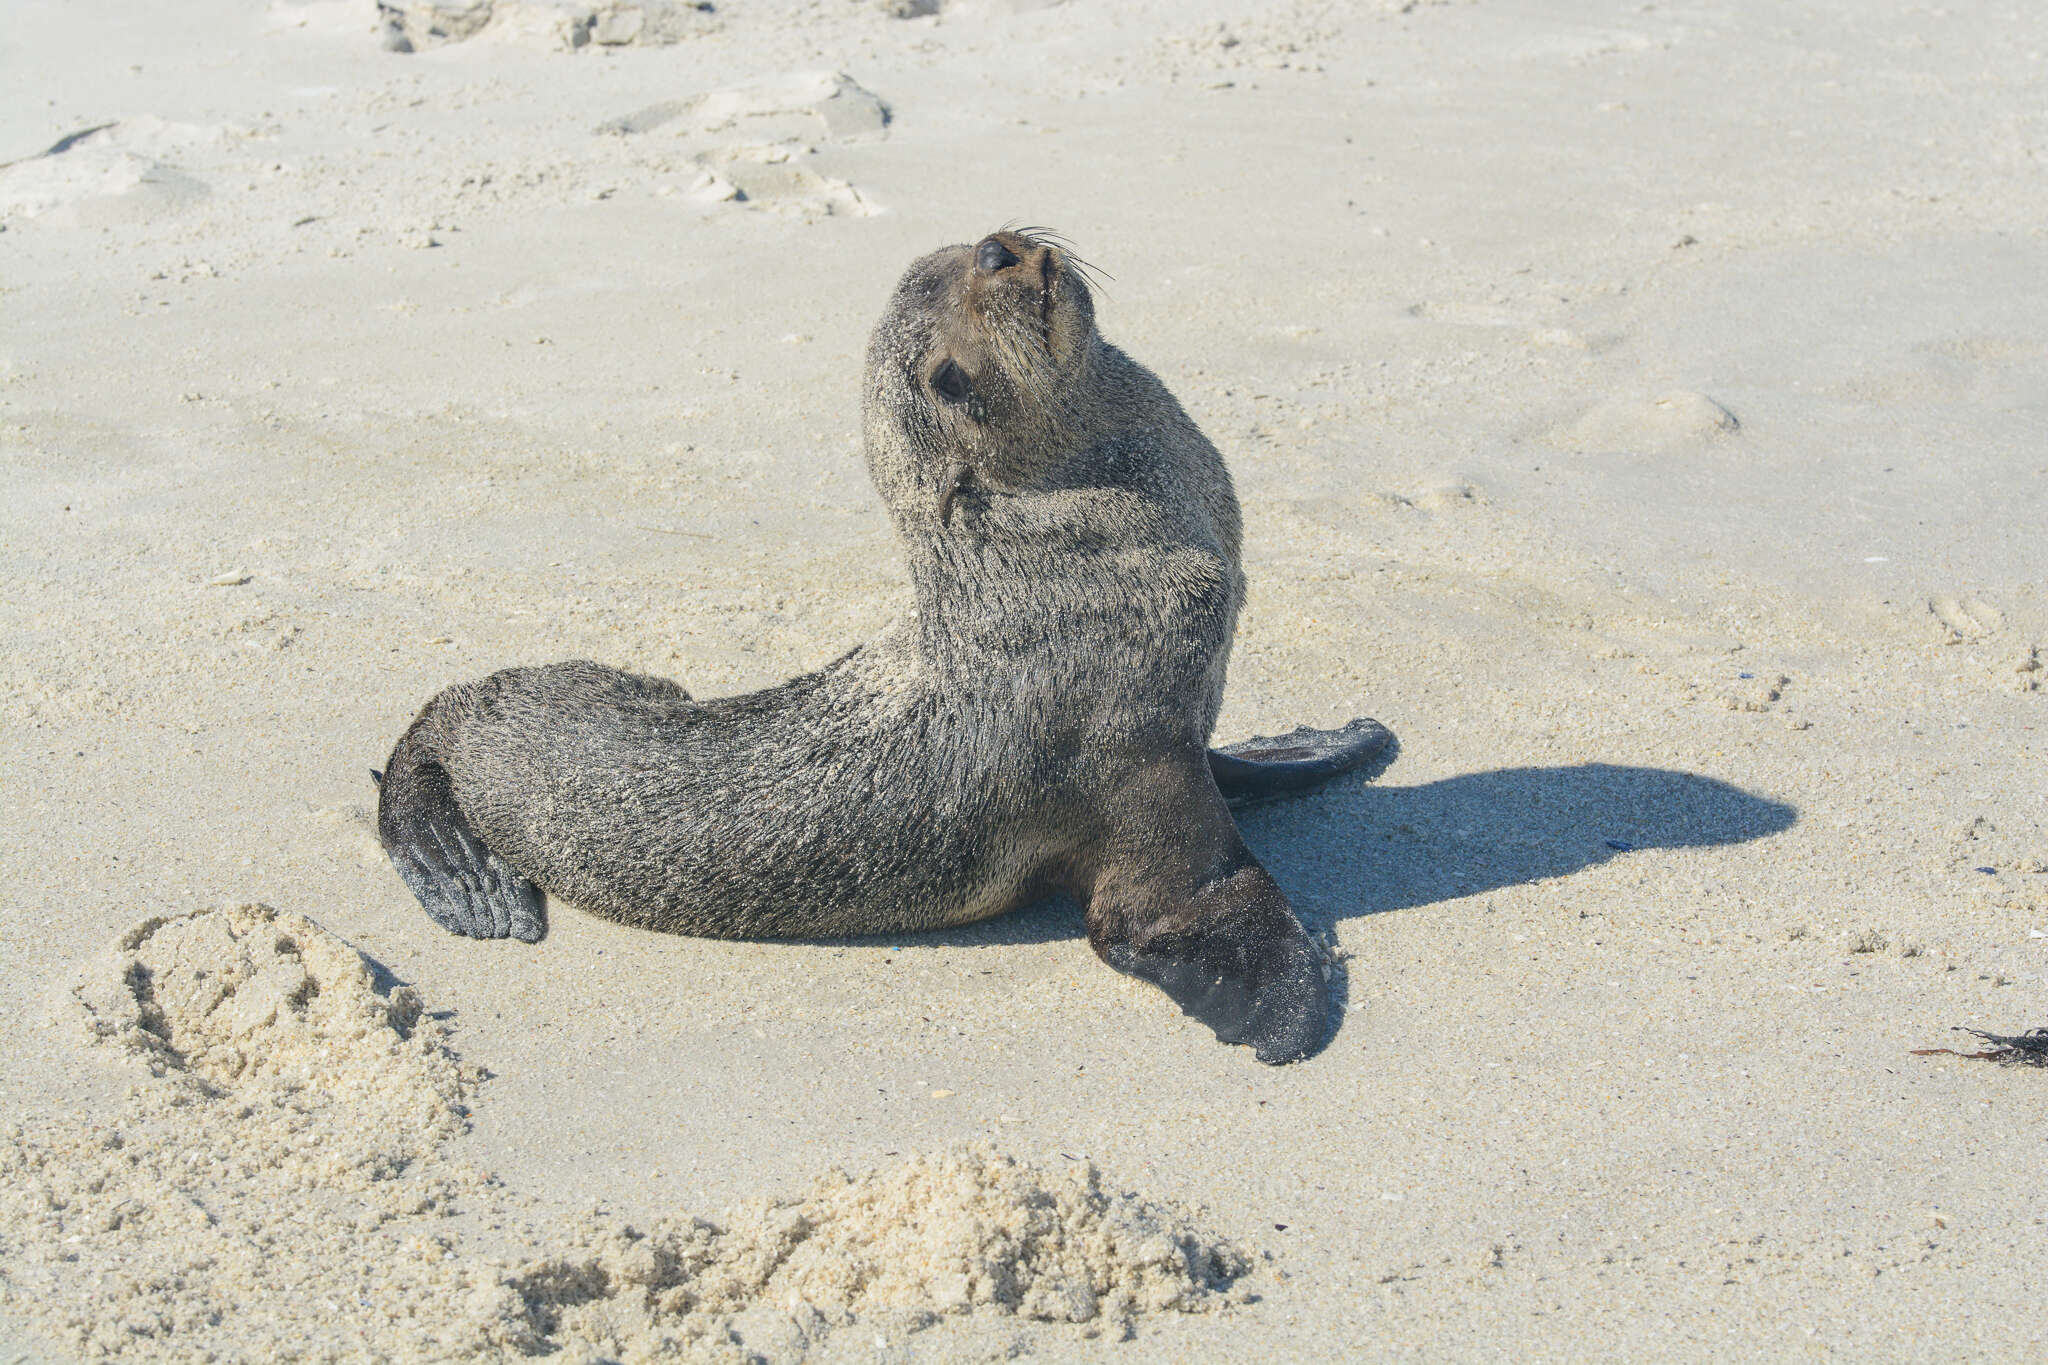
[1042,541,1240,669]
[1122,541,1239,636]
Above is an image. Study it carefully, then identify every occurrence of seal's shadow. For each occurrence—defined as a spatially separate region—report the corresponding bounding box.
[886,763,1797,950]
[1241,763,1797,937]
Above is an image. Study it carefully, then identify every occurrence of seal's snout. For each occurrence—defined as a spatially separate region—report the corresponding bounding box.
[974,234,1059,296]
[976,238,1021,273]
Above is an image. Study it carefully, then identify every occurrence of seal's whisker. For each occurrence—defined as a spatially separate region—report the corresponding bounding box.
[1065,255,1113,295]
[1009,226,1113,295]
[1012,225,1087,261]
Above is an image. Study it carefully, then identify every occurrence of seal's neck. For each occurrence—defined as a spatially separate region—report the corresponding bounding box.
[904,482,1242,718]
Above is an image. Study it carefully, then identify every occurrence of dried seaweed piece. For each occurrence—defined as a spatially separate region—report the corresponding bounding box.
[1911,1026,2048,1066]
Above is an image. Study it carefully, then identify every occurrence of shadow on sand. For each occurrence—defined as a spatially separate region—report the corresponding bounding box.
[868,762,1798,950]
[1242,761,1798,937]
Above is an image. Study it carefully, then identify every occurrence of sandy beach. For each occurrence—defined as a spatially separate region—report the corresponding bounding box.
[3,0,2045,1359]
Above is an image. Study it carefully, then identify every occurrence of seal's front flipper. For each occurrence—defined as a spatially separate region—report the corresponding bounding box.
[1092,864,1329,1065]
[1209,717,1396,807]
[377,755,546,943]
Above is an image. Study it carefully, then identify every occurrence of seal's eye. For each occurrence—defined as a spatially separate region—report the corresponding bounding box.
[929,359,973,406]
[976,239,1021,273]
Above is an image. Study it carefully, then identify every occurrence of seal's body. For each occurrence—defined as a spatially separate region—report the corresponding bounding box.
[378,230,1392,1062]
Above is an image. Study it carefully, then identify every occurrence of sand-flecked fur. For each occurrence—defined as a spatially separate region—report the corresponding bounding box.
[378,230,1391,1062]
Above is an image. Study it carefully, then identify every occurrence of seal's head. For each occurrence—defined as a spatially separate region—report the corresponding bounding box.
[863,227,1103,525]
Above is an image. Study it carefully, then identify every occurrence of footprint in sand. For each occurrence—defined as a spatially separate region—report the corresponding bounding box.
[603,72,890,217]
[1713,671,1789,713]
[600,71,890,143]
[1926,593,2003,642]
[1547,391,1739,454]
[1349,481,1482,514]
[1406,300,1521,327]
[687,146,881,218]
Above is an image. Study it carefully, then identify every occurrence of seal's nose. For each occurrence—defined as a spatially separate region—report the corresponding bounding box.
[976,238,1021,273]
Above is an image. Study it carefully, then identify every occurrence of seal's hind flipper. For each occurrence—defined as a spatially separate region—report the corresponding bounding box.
[388,813,547,943]
[1208,717,1396,807]
[378,756,546,943]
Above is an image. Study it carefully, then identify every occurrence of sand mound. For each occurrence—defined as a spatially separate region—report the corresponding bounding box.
[692,71,890,142]
[1,908,1247,1362]
[597,73,890,146]
[72,903,448,1099]
[0,119,220,225]
[1,905,491,1360]
[470,1149,1247,1358]
[690,147,881,219]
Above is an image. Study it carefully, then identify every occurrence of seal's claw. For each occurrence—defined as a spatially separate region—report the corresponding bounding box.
[390,836,545,943]
[1239,929,1329,1065]
[506,894,547,944]
[1209,716,1397,807]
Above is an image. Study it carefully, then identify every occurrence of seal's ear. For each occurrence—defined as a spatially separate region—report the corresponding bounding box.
[930,358,973,405]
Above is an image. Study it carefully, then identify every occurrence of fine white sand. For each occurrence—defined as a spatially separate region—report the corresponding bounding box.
[3,1,2045,1360]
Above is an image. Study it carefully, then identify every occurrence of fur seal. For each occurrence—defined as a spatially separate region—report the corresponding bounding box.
[376,228,1393,1063]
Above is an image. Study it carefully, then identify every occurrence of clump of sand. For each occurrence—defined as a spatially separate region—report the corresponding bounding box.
[377,0,720,53]
[470,1148,1248,1359]
[0,907,1248,1362]
[0,119,226,226]
[0,904,495,1361]
[69,902,459,1107]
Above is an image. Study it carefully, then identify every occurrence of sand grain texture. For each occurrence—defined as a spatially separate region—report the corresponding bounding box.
[1,905,494,1361]
[2,908,1243,1361]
